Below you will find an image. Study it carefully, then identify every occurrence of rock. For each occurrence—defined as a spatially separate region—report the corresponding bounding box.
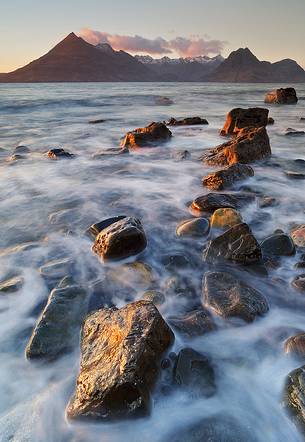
[26,286,87,360]
[0,276,23,294]
[121,122,172,148]
[173,348,216,398]
[163,275,196,299]
[88,119,105,124]
[202,127,271,166]
[283,366,305,433]
[167,117,208,126]
[172,150,191,161]
[39,258,74,285]
[203,223,262,265]
[295,261,305,270]
[66,300,174,421]
[169,309,216,338]
[285,130,305,137]
[86,216,127,239]
[210,208,242,229]
[106,262,156,290]
[47,148,73,159]
[285,171,305,179]
[92,147,129,158]
[202,163,254,191]
[92,217,147,261]
[258,196,278,208]
[203,271,269,322]
[163,414,257,442]
[176,218,209,237]
[291,225,305,247]
[265,88,298,104]
[285,333,305,358]
[155,96,173,105]
[191,192,254,213]
[161,253,192,270]
[220,107,269,136]
[13,145,31,154]
[260,234,295,257]
[142,290,166,306]
[268,117,275,125]
[292,274,305,292]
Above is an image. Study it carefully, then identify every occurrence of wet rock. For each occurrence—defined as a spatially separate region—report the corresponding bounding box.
[265,88,298,104]
[285,171,305,179]
[142,290,166,306]
[86,215,127,239]
[66,300,174,421]
[171,150,191,161]
[202,127,271,166]
[268,117,275,125]
[92,217,147,260]
[169,309,216,338]
[161,253,192,270]
[191,192,254,214]
[210,208,242,230]
[203,271,269,322]
[163,414,257,442]
[155,96,173,106]
[203,223,262,265]
[7,153,26,162]
[173,348,216,398]
[0,241,41,258]
[47,148,73,159]
[295,261,305,270]
[292,274,305,292]
[285,130,305,137]
[220,107,269,136]
[285,333,305,359]
[202,163,254,190]
[258,196,278,208]
[291,225,305,247]
[261,234,295,257]
[0,276,23,294]
[39,258,74,286]
[121,122,172,148]
[13,145,31,154]
[167,117,208,126]
[283,366,305,433]
[163,275,197,300]
[106,262,156,290]
[176,218,209,237]
[88,119,106,124]
[92,147,129,158]
[26,285,88,360]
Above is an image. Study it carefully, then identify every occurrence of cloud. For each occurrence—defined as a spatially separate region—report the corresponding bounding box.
[79,28,226,57]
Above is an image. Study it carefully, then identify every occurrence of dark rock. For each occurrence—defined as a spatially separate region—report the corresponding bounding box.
[292,274,305,292]
[202,127,271,166]
[285,171,305,179]
[265,88,298,104]
[47,148,73,159]
[92,147,129,158]
[88,119,106,124]
[202,163,254,190]
[173,348,216,398]
[268,117,275,125]
[142,290,166,306]
[261,234,295,257]
[191,193,254,214]
[167,117,208,126]
[176,218,209,237]
[121,122,172,148]
[92,217,147,260]
[258,196,278,208]
[66,300,174,421]
[285,130,305,137]
[163,275,197,299]
[86,216,127,239]
[295,262,305,270]
[39,258,74,286]
[172,150,191,161]
[0,276,24,294]
[203,271,269,322]
[283,366,305,433]
[155,96,173,106]
[220,107,269,136]
[285,333,305,358]
[203,223,262,266]
[26,286,88,360]
[169,309,216,338]
[161,253,192,270]
[13,145,31,154]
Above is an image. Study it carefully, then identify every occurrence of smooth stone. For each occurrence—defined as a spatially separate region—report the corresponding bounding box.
[176,218,209,237]
[142,290,166,306]
[167,117,208,126]
[285,333,305,359]
[210,208,242,229]
[261,234,295,257]
[191,193,254,213]
[13,145,31,154]
[47,148,73,159]
[88,119,106,124]
[168,309,216,338]
[0,276,24,294]
[39,258,74,282]
[86,215,127,239]
[292,274,305,292]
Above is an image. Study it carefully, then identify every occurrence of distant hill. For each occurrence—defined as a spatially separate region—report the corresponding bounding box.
[1,34,305,83]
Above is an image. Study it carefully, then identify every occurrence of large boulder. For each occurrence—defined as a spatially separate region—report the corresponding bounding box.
[202,163,254,190]
[66,300,174,421]
[121,122,172,148]
[265,88,298,104]
[203,223,262,265]
[283,366,305,433]
[191,192,254,213]
[26,285,88,360]
[203,271,269,322]
[167,117,208,126]
[220,107,269,136]
[92,217,147,260]
[202,127,271,166]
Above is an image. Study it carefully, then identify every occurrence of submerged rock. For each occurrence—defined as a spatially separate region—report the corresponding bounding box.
[265,88,298,104]
[285,171,305,179]
[292,274,305,292]
[0,276,23,294]
[172,150,191,161]
[291,225,305,247]
[169,309,216,338]
[121,122,172,148]
[261,234,295,257]
[66,300,174,421]
[210,208,242,229]
[88,118,106,124]
[176,218,209,237]
[202,127,271,166]
[283,366,305,433]
[268,117,275,125]
[203,271,269,322]
[46,148,73,159]
[92,217,147,260]
[191,192,254,213]
[285,333,305,359]
[39,258,74,286]
[106,261,156,290]
[173,348,216,398]
[167,117,208,126]
[203,223,262,265]
[142,290,166,306]
[285,130,305,137]
[92,147,129,158]
[220,107,269,136]
[155,96,173,106]
[202,163,254,191]
[26,285,87,360]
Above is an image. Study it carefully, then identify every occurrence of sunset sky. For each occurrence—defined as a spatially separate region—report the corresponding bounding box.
[1,0,305,72]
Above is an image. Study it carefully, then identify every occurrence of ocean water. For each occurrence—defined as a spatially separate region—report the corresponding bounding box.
[0,82,305,441]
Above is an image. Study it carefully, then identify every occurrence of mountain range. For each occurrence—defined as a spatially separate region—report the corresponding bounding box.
[1,32,305,83]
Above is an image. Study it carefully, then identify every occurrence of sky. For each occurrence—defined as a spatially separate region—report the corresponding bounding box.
[1,0,305,72]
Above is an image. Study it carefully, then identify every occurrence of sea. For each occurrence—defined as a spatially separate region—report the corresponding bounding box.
[0,82,305,441]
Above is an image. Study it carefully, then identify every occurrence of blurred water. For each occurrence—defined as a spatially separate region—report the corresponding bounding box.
[0,83,305,441]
